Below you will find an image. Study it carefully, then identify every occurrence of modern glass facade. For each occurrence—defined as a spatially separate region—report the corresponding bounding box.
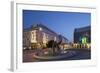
[74,26,91,44]
[73,26,91,49]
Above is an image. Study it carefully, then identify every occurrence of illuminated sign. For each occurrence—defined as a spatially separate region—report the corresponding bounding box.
[82,37,87,44]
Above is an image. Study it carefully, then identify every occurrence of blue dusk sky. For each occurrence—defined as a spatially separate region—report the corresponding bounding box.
[23,10,91,42]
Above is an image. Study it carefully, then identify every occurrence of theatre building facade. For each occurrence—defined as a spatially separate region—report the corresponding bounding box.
[23,24,69,50]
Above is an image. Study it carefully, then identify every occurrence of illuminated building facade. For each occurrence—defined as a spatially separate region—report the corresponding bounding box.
[23,24,69,49]
[73,26,91,49]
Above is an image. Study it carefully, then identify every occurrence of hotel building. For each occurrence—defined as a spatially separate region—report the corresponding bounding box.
[23,24,69,50]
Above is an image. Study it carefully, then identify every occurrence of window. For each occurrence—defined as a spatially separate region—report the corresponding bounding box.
[39,27,42,31]
[43,32,46,43]
[54,36,57,41]
[31,30,37,43]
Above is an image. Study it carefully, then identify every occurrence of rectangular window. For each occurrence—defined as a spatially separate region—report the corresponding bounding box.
[31,30,37,43]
